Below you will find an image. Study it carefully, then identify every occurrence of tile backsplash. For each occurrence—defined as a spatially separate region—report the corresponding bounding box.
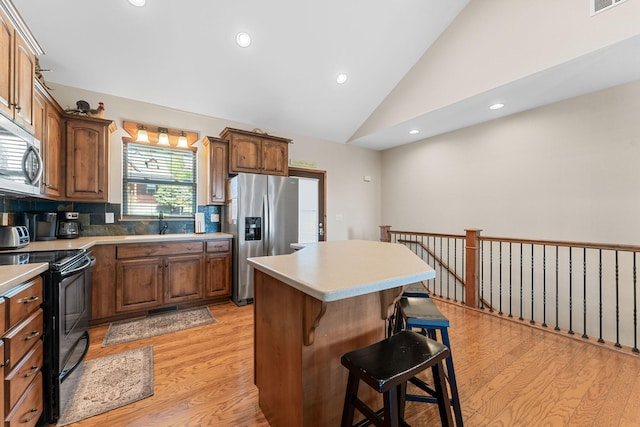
[0,198,221,236]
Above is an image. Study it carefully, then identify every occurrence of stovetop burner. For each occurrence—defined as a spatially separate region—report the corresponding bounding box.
[0,249,86,270]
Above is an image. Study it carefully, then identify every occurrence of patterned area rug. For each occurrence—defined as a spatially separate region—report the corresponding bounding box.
[102,307,217,347]
[56,346,154,426]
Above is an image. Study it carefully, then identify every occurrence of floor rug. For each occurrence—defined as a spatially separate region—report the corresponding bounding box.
[56,346,154,426]
[102,307,217,347]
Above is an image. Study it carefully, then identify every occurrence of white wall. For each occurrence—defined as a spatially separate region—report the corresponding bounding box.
[51,83,382,241]
[381,80,640,246]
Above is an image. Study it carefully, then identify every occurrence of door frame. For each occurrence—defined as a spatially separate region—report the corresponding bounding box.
[288,167,327,241]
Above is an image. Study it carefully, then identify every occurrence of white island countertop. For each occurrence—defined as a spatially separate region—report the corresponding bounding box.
[248,240,434,302]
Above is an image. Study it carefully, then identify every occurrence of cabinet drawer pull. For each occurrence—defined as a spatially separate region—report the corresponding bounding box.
[23,365,39,378]
[22,296,39,304]
[20,408,39,423]
[24,330,40,341]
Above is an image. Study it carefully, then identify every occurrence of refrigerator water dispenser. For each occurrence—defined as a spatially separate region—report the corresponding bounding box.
[245,217,262,241]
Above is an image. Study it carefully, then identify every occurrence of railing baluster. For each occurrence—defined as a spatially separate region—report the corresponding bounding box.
[598,249,604,343]
[555,246,560,331]
[490,242,494,312]
[481,239,485,310]
[519,242,523,320]
[454,238,458,302]
[542,245,547,327]
[509,242,513,318]
[569,247,574,335]
[499,242,503,316]
[615,251,621,348]
[582,247,588,339]
[446,237,451,300]
[530,243,535,325]
[633,252,638,353]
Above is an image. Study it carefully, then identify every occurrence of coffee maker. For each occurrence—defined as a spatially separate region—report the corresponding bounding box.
[24,212,57,241]
[57,212,80,239]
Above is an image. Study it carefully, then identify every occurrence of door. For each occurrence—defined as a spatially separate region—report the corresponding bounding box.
[289,168,326,241]
[267,175,299,256]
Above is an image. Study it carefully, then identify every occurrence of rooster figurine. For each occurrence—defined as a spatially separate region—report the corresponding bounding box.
[88,102,105,118]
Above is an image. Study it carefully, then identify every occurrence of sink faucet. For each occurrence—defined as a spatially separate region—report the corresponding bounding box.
[159,213,169,235]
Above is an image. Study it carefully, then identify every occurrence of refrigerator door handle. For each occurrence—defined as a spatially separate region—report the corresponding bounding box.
[263,194,269,254]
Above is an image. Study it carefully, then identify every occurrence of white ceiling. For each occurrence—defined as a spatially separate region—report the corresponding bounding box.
[11,0,640,151]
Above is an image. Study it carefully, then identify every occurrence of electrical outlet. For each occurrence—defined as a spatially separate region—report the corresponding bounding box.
[105,212,114,224]
[211,213,220,222]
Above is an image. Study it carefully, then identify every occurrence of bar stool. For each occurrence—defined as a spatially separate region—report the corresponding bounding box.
[395,296,463,427]
[340,330,454,427]
[386,282,431,337]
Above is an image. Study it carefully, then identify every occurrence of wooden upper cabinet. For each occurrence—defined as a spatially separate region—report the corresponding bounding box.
[13,31,34,131]
[204,136,228,205]
[65,115,115,202]
[0,7,13,120]
[0,5,38,132]
[35,81,64,199]
[220,127,290,176]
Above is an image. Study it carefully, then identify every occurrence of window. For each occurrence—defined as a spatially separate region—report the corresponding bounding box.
[123,142,196,217]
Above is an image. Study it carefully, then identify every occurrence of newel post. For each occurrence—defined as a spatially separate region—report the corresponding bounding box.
[379,225,391,243]
[465,228,482,308]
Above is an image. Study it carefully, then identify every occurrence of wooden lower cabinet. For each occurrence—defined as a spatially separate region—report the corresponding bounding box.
[204,254,231,298]
[2,277,43,427]
[163,254,203,303]
[116,257,163,312]
[95,239,232,322]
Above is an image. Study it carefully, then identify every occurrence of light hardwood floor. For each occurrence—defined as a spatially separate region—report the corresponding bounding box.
[53,299,640,427]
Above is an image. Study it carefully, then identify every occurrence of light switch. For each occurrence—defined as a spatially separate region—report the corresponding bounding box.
[105,212,114,223]
[211,213,220,222]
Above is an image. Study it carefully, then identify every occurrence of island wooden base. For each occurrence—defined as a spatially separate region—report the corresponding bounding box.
[254,270,402,426]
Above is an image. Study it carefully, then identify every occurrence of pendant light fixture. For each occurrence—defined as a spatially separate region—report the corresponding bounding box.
[136,125,149,143]
[158,128,170,146]
[177,131,189,148]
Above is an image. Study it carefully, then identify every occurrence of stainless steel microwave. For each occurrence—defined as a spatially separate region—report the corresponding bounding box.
[0,114,42,196]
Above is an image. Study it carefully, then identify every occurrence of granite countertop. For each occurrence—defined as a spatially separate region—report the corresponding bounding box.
[0,232,233,293]
[247,240,434,302]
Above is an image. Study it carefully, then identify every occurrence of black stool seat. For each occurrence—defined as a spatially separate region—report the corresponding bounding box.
[402,282,431,298]
[399,296,449,329]
[341,330,454,427]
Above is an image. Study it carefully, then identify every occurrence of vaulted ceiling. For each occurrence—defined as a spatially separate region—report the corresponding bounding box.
[12,0,640,150]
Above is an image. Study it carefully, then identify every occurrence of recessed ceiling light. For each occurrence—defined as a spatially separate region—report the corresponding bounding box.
[128,0,146,6]
[336,73,348,84]
[236,32,252,48]
[489,103,505,110]
[409,129,420,135]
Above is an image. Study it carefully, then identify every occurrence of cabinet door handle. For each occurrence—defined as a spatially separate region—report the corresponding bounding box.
[22,296,39,304]
[24,330,40,341]
[20,408,39,423]
[23,365,39,378]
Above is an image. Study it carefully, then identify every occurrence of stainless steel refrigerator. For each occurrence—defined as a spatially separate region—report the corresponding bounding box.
[223,173,299,305]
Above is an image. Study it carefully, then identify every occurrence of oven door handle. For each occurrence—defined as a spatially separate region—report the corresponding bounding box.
[60,256,93,279]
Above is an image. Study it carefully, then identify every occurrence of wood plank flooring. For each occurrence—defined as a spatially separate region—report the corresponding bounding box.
[51,299,640,426]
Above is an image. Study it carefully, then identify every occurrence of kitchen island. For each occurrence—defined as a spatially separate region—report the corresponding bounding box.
[247,239,435,426]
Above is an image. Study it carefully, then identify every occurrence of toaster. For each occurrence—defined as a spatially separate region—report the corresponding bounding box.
[0,226,30,249]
